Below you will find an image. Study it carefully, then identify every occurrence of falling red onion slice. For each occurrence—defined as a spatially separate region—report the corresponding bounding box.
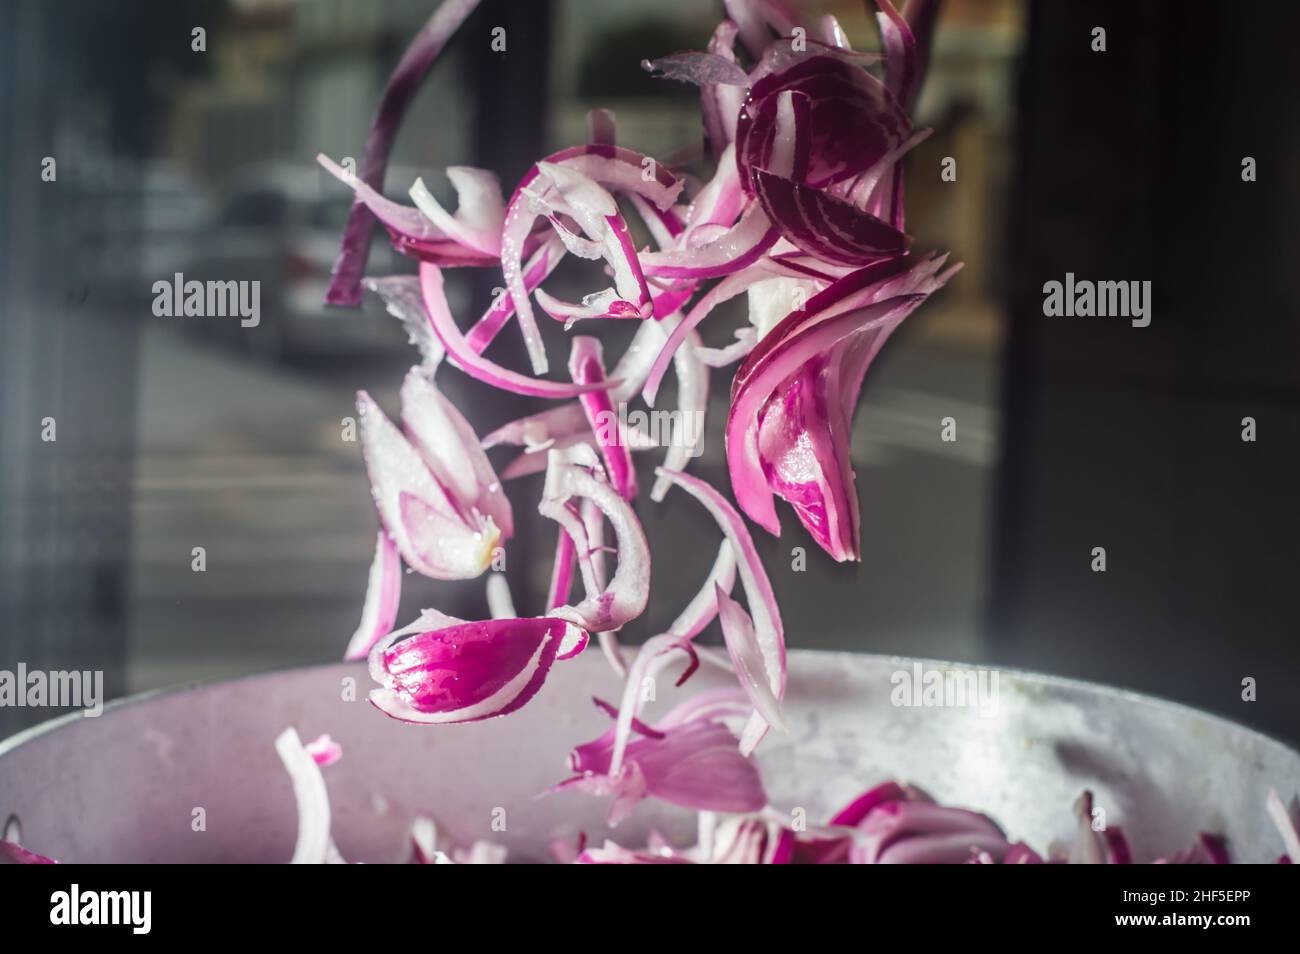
[275,727,336,865]
[408,166,505,257]
[400,368,513,538]
[368,615,587,724]
[568,336,637,499]
[540,450,650,633]
[421,263,617,399]
[343,530,402,661]
[356,390,500,579]
[654,467,785,754]
[325,0,484,303]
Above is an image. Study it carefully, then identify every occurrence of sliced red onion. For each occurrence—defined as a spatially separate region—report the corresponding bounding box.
[0,841,57,864]
[400,368,513,538]
[641,260,782,405]
[421,263,617,398]
[819,13,851,49]
[540,450,650,632]
[485,572,516,619]
[465,236,563,354]
[482,403,588,450]
[587,107,617,147]
[368,615,587,724]
[707,815,791,864]
[343,530,402,661]
[304,734,343,768]
[535,287,645,326]
[545,527,577,611]
[701,20,745,156]
[497,425,658,482]
[714,584,786,736]
[735,54,911,196]
[725,293,927,535]
[875,0,924,112]
[609,635,699,775]
[568,336,636,498]
[628,194,687,253]
[642,50,750,88]
[410,815,441,864]
[500,147,684,372]
[638,202,778,280]
[649,321,708,502]
[325,0,483,304]
[408,166,505,257]
[850,791,1010,864]
[356,390,500,579]
[752,168,908,266]
[275,727,335,864]
[733,256,957,555]
[1267,788,1300,862]
[653,467,785,753]
[535,162,653,318]
[724,0,802,59]
[558,693,767,825]
[576,841,694,864]
[319,154,497,269]
[830,126,931,216]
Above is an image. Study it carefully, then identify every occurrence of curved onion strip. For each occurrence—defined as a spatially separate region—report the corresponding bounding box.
[715,584,786,734]
[486,572,516,619]
[498,420,658,481]
[875,0,920,112]
[421,263,617,398]
[819,13,851,49]
[1267,789,1300,862]
[343,530,402,661]
[650,325,708,501]
[670,541,738,641]
[703,20,745,155]
[319,154,441,245]
[546,527,577,611]
[400,368,513,538]
[367,617,587,724]
[641,50,750,87]
[0,841,57,864]
[570,335,637,497]
[536,162,653,316]
[726,294,925,533]
[753,168,908,266]
[541,452,650,632]
[325,0,483,303]
[408,167,505,257]
[466,236,564,354]
[356,390,498,579]
[500,146,684,371]
[638,203,778,280]
[627,193,684,250]
[275,728,334,865]
[653,466,784,753]
[609,634,697,775]
[482,403,588,450]
[642,262,779,406]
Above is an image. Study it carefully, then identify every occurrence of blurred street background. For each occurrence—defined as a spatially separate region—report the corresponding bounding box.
[2,0,1297,744]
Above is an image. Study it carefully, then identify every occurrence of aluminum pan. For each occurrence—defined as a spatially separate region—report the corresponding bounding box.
[0,651,1296,862]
